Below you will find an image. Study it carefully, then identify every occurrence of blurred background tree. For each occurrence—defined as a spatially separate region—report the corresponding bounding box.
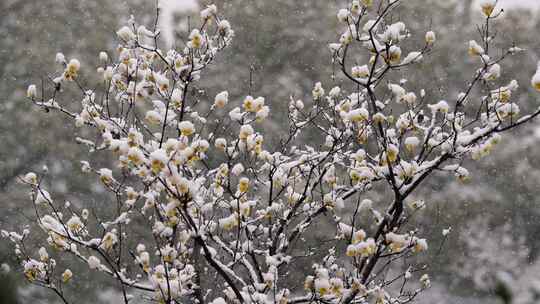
[2,0,540,303]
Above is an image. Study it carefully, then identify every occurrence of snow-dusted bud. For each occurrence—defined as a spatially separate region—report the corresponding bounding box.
[413,238,428,253]
[314,277,331,296]
[239,124,254,140]
[385,144,399,163]
[256,106,270,122]
[136,244,146,254]
[1,263,11,274]
[171,88,183,107]
[23,172,38,184]
[219,213,239,230]
[88,256,101,270]
[348,108,369,122]
[337,9,350,23]
[62,269,73,283]
[509,46,524,54]
[99,51,108,63]
[189,29,203,49]
[387,45,402,64]
[63,59,81,81]
[150,149,167,174]
[425,31,436,45]
[404,137,420,152]
[210,298,227,304]
[38,247,49,262]
[403,92,417,105]
[351,65,369,78]
[428,100,449,114]
[81,209,89,220]
[483,63,501,81]
[103,66,113,82]
[480,0,496,17]
[468,40,484,56]
[242,96,254,112]
[408,199,426,210]
[215,138,227,151]
[137,25,155,38]
[201,4,217,20]
[442,227,452,236]
[531,62,540,92]
[98,168,114,186]
[238,177,249,193]
[145,110,161,125]
[312,82,325,100]
[402,52,423,64]
[231,163,244,176]
[420,274,431,288]
[218,20,232,36]
[351,1,361,15]
[27,84,37,99]
[178,121,195,137]
[117,26,135,41]
[455,167,470,182]
[214,91,229,108]
[55,52,66,64]
[329,86,341,98]
[35,190,52,205]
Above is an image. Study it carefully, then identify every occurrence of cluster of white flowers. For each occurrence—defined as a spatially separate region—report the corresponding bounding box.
[5,1,540,304]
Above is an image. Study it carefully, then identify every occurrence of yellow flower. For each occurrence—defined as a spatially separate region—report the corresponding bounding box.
[189,29,203,49]
[150,149,167,174]
[346,244,358,257]
[178,178,190,195]
[351,65,369,78]
[239,125,254,140]
[387,46,401,64]
[178,121,195,137]
[357,238,376,257]
[243,96,255,112]
[315,278,330,296]
[468,40,484,57]
[480,0,496,17]
[62,269,73,283]
[353,229,366,244]
[386,144,399,163]
[349,169,361,184]
[64,59,81,81]
[24,268,38,282]
[238,177,249,193]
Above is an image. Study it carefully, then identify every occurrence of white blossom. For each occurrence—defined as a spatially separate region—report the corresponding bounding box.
[214,91,229,108]
[532,62,540,92]
[87,256,101,270]
[117,26,135,41]
[468,40,485,56]
[55,52,65,64]
[425,31,436,45]
[480,0,497,17]
[178,121,195,136]
[27,84,37,99]
[99,51,108,63]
